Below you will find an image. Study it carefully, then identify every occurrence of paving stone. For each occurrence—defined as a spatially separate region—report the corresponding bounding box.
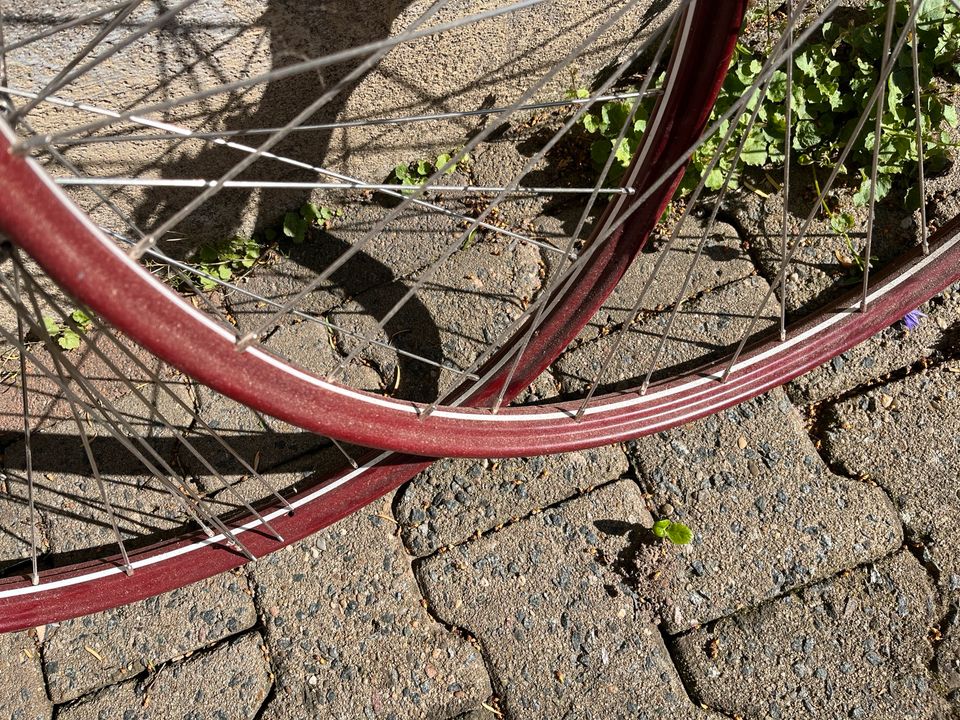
[3,378,199,562]
[416,481,716,720]
[0,630,51,720]
[578,217,756,342]
[673,551,949,719]
[627,388,902,633]
[43,570,258,703]
[787,281,960,404]
[396,447,629,557]
[327,0,671,181]
[450,708,498,720]
[253,494,491,719]
[728,167,921,317]
[56,631,271,720]
[822,367,960,602]
[554,275,776,395]
[935,628,960,703]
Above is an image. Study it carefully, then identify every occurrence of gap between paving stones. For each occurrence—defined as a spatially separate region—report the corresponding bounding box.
[413,480,722,719]
[397,532,514,720]
[402,479,635,718]
[668,550,950,719]
[816,365,960,708]
[54,630,273,720]
[250,494,493,719]
[400,473,635,560]
[41,567,260,704]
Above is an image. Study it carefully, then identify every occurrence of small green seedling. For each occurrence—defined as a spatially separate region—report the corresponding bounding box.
[42,309,92,350]
[193,235,261,290]
[812,172,878,282]
[652,519,693,545]
[282,202,341,244]
[392,151,469,192]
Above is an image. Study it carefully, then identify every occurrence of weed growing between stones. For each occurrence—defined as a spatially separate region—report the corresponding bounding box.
[390,150,471,192]
[652,518,693,545]
[40,309,92,350]
[576,0,960,205]
[178,201,343,292]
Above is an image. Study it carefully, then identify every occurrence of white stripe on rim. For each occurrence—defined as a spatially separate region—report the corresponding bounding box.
[12,117,959,426]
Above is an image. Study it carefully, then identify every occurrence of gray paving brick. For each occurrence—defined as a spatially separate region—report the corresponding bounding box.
[56,631,271,720]
[43,571,258,704]
[673,551,949,719]
[0,631,50,720]
[628,388,902,633]
[822,367,960,600]
[396,447,629,557]
[416,480,716,720]
[253,494,491,720]
[821,365,960,708]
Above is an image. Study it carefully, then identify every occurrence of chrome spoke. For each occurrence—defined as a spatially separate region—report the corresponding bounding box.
[436,0,824,413]
[573,6,798,409]
[860,0,897,313]
[127,0,452,259]
[0,2,138,55]
[329,438,359,470]
[235,0,655,352]
[324,0,663,382]
[11,0,548,153]
[0,2,8,92]
[641,42,780,394]
[780,0,794,341]
[53,177,634,196]
[17,264,292,537]
[910,10,928,255]
[42,89,661,146]
[0,272,262,557]
[9,258,40,585]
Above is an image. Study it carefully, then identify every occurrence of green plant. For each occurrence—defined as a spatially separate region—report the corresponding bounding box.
[42,309,92,350]
[278,201,342,244]
[577,0,959,205]
[193,235,262,290]
[391,151,469,191]
[652,518,693,545]
[812,171,878,282]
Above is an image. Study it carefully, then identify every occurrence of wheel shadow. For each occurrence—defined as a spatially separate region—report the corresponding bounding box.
[127,0,415,255]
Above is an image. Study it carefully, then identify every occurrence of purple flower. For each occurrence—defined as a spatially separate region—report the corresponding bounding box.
[902,309,925,331]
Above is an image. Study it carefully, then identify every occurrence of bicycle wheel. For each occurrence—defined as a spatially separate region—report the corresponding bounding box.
[0,0,957,628]
[0,0,747,630]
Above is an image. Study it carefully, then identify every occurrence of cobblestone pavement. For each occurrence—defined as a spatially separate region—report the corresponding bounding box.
[6,223,957,720]
[3,3,960,719]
